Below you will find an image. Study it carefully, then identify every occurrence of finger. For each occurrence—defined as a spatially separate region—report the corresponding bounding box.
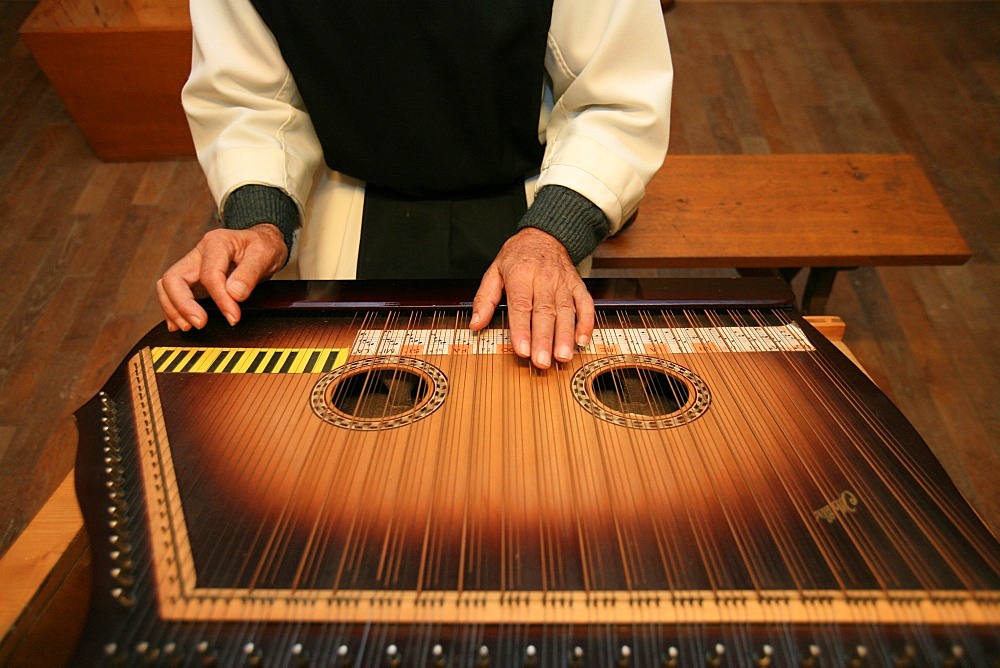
[226,244,278,303]
[552,291,579,364]
[504,274,535,360]
[528,282,558,369]
[573,283,596,347]
[158,256,209,331]
[155,278,183,332]
[226,224,288,304]
[470,265,503,332]
[199,239,243,326]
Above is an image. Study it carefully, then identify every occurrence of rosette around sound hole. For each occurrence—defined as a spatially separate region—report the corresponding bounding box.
[311,356,448,430]
[572,355,711,429]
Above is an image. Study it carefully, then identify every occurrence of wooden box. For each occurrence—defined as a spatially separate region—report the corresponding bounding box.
[19,0,194,160]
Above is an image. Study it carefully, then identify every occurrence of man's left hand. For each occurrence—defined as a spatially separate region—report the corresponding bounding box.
[471,227,595,369]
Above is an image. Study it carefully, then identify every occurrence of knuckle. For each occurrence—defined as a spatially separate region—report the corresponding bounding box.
[203,227,230,241]
[508,295,534,313]
[532,301,558,317]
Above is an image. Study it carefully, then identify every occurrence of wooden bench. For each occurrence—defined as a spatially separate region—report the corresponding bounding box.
[0,472,88,666]
[593,153,971,312]
[20,4,969,312]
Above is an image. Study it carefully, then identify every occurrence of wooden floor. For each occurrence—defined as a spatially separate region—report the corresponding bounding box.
[0,0,998,560]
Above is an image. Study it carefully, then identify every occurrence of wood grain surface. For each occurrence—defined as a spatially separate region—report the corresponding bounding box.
[593,153,970,268]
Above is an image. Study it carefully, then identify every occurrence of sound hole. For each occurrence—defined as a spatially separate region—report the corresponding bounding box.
[590,366,689,417]
[330,369,429,419]
[572,355,711,429]
[311,356,449,430]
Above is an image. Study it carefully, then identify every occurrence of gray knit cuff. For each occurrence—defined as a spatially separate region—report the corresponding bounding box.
[518,185,609,265]
[222,184,298,254]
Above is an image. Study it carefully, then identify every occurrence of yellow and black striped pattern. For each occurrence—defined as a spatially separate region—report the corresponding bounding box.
[150,347,348,374]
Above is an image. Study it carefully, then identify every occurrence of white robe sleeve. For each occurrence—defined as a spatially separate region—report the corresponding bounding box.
[182,0,324,218]
[540,0,673,234]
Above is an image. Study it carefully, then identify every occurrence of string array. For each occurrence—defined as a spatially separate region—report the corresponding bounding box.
[89,304,999,666]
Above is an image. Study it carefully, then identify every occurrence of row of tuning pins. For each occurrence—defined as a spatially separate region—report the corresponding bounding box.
[100,638,973,666]
[100,391,137,610]
[375,641,969,667]
[101,642,717,667]
[375,641,776,667]
[380,643,633,667]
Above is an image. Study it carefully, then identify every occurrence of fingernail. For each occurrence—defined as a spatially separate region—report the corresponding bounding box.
[577,334,590,347]
[534,351,551,368]
[229,280,248,300]
[470,312,481,328]
[556,344,573,361]
[225,312,238,326]
[166,321,177,333]
[189,315,204,329]
[517,340,531,357]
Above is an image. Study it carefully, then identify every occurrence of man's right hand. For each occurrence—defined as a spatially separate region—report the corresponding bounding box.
[156,224,288,332]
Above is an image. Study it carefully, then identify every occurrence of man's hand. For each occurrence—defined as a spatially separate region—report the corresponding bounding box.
[471,227,595,369]
[156,224,288,332]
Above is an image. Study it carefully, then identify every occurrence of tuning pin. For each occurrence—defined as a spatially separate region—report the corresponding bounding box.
[568,645,584,666]
[618,644,632,666]
[476,644,490,666]
[800,643,821,667]
[109,567,134,587]
[662,645,680,667]
[107,535,132,554]
[108,520,132,550]
[385,644,401,667]
[429,643,446,667]
[337,644,352,667]
[100,393,117,414]
[288,642,310,666]
[162,642,184,667]
[941,644,964,667]
[102,642,126,667]
[196,640,218,666]
[135,641,160,664]
[108,521,130,541]
[109,550,134,570]
[524,644,538,666]
[110,587,135,608]
[753,643,774,666]
[893,644,916,666]
[848,644,868,667]
[243,642,263,666]
[705,642,725,667]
